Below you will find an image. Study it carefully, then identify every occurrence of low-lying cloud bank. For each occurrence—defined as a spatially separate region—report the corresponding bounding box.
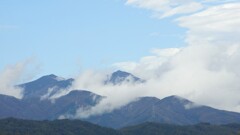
[58,45,240,118]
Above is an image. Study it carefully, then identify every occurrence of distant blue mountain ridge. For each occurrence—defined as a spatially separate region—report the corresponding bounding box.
[0,70,240,128]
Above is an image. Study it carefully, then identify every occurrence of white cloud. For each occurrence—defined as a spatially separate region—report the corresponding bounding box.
[113,44,240,112]
[202,0,239,3]
[177,3,240,46]
[0,58,39,99]
[114,48,181,79]
[152,48,181,57]
[54,70,148,118]
[41,87,57,101]
[125,0,240,18]
[160,2,203,18]
[50,70,108,99]
[126,0,204,18]
[0,60,32,99]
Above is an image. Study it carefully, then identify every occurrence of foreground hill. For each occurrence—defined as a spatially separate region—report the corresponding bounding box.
[121,122,240,135]
[0,118,120,135]
[0,118,240,135]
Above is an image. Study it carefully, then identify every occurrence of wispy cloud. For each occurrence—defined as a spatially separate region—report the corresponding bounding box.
[125,0,238,18]
[0,58,39,99]
[126,0,204,18]
[177,3,240,46]
[0,60,28,99]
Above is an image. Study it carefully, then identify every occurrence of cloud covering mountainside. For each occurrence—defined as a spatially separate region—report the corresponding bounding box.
[1,73,240,128]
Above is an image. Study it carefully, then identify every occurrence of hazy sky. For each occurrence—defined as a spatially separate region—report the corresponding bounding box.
[0,0,185,77]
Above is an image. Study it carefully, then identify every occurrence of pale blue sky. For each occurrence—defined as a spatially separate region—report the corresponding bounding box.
[0,0,185,77]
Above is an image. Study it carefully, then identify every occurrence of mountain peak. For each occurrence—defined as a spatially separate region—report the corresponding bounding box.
[160,95,202,110]
[39,74,65,81]
[112,70,131,77]
[163,95,185,100]
[20,74,73,99]
[161,95,190,103]
[46,74,57,78]
[105,70,145,85]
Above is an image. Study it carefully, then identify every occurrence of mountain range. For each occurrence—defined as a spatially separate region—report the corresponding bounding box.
[0,70,240,128]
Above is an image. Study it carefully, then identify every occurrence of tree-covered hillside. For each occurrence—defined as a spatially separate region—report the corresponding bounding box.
[0,118,240,135]
[121,122,240,135]
[0,118,120,135]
